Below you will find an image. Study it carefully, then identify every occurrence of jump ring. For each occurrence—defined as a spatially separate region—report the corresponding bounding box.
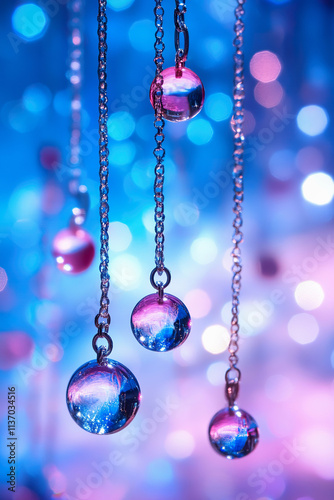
[150,267,171,290]
[92,332,113,358]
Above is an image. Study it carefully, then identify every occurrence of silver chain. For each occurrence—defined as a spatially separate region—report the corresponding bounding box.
[94,0,112,362]
[152,0,166,280]
[226,0,246,398]
[174,0,189,67]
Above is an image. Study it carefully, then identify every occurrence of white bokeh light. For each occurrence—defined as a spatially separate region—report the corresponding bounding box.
[110,254,141,291]
[190,237,218,265]
[297,105,328,136]
[109,222,132,252]
[202,325,230,354]
[301,172,334,206]
[184,289,212,319]
[288,313,319,345]
[165,430,195,459]
[294,280,324,311]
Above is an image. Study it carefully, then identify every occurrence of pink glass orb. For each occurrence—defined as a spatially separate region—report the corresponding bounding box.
[131,293,191,352]
[209,406,259,459]
[150,67,205,122]
[52,227,95,274]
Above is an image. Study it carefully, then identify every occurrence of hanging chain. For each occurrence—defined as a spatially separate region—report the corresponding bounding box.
[174,0,189,67]
[152,0,169,289]
[94,0,112,362]
[226,0,246,400]
[67,0,89,225]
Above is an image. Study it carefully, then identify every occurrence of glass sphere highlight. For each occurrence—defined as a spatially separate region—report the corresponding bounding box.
[52,227,95,274]
[209,406,259,459]
[131,293,191,352]
[66,359,141,434]
[150,66,205,122]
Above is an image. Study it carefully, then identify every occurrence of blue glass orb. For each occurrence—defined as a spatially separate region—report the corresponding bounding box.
[66,359,141,434]
[209,406,259,459]
[131,293,191,352]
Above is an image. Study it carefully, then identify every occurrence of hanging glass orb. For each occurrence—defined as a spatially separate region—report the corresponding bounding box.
[150,66,205,122]
[52,227,95,274]
[209,406,259,459]
[131,293,191,352]
[66,359,141,434]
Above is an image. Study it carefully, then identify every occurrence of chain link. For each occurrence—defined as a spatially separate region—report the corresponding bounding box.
[174,0,189,66]
[153,1,166,277]
[96,0,111,329]
[227,0,246,383]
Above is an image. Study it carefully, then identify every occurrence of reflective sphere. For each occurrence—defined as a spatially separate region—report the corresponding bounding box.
[131,293,191,352]
[150,66,205,122]
[209,406,259,459]
[52,227,95,274]
[66,359,141,434]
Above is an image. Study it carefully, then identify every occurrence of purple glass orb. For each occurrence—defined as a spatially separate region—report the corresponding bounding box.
[66,359,141,434]
[150,66,205,122]
[209,406,259,459]
[131,293,191,352]
[52,227,95,274]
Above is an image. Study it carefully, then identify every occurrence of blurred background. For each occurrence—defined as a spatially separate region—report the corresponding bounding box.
[1,0,334,499]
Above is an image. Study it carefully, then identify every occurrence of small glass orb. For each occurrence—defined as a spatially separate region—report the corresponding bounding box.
[52,227,95,274]
[66,359,141,434]
[150,66,205,122]
[209,406,259,459]
[131,293,191,352]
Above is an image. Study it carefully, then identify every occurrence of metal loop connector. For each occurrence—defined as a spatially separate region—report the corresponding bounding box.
[225,367,241,406]
[92,330,113,363]
[150,267,171,291]
[94,313,111,329]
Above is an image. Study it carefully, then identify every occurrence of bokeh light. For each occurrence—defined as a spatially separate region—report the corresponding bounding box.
[184,289,212,319]
[128,20,154,52]
[254,81,284,108]
[187,119,213,145]
[301,172,334,205]
[110,254,141,290]
[269,149,295,181]
[190,237,218,265]
[107,0,134,11]
[294,280,324,311]
[109,222,132,252]
[0,268,8,292]
[165,430,195,459]
[206,361,228,386]
[297,105,328,136]
[12,3,49,40]
[205,92,233,122]
[250,51,281,82]
[109,141,136,166]
[23,83,52,113]
[288,313,319,344]
[202,325,230,354]
[108,111,135,141]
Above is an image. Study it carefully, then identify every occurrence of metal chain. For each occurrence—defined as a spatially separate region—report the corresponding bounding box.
[94,0,112,362]
[67,0,89,225]
[226,0,246,391]
[174,0,189,67]
[152,0,166,280]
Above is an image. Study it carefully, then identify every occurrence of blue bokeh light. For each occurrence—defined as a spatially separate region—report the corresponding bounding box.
[129,20,155,52]
[23,83,52,114]
[12,3,49,41]
[187,118,213,145]
[108,111,135,141]
[107,0,134,11]
[205,92,233,122]
[109,141,136,166]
